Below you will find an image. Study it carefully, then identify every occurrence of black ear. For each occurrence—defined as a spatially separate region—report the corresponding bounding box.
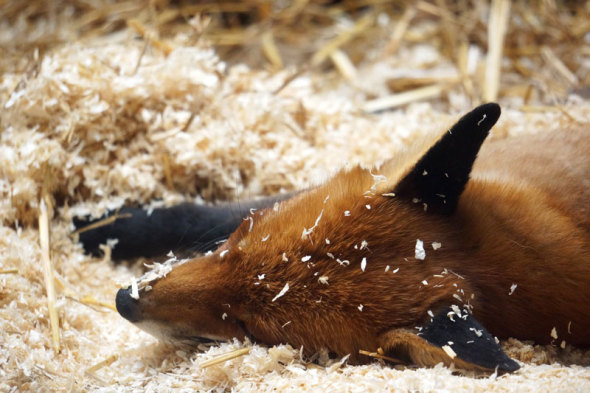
[419,307,520,373]
[394,103,501,214]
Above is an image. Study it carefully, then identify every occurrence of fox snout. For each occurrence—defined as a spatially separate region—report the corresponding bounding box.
[116,287,141,323]
[113,257,251,346]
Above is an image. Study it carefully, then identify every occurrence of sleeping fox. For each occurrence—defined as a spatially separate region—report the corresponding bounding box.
[77,103,590,373]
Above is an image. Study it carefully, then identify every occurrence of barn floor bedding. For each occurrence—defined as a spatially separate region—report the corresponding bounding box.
[1,1,590,392]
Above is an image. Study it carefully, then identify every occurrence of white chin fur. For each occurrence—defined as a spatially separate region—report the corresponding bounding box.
[133,320,228,343]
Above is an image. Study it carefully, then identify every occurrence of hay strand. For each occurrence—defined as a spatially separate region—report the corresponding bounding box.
[457,40,474,100]
[86,354,119,374]
[262,31,283,69]
[362,84,447,112]
[85,354,119,384]
[127,18,173,55]
[78,296,118,312]
[329,49,357,81]
[359,349,404,364]
[54,275,117,312]
[484,0,511,102]
[72,212,132,236]
[541,46,579,86]
[382,6,415,57]
[199,347,251,368]
[311,13,373,66]
[39,198,60,353]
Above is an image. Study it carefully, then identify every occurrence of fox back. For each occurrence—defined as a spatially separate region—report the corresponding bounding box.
[107,104,589,373]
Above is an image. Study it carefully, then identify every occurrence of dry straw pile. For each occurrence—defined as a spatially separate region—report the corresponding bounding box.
[1,0,589,391]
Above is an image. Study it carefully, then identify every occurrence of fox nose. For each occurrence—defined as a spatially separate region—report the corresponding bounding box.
[116,287,141,322]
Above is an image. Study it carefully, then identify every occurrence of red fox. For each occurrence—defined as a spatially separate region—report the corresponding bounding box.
[78,103,590,373]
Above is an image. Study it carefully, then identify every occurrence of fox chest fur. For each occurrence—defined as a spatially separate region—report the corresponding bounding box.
[109,104,589,372]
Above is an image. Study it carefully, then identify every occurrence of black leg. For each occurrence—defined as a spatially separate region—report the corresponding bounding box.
[74,194,295,260]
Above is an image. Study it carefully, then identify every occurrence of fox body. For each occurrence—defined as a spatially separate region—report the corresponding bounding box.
[80,104,590,372]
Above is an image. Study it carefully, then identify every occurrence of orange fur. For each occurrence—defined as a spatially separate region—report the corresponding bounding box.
[122,113,590,370]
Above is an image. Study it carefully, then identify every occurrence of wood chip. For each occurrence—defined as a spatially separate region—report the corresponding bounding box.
[272,283,290,302]
[442,345,457,359]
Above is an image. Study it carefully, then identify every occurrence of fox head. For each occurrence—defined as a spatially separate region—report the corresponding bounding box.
[116,103,519,372]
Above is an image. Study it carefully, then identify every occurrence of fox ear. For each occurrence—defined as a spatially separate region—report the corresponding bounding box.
[378,307,520,373]
[393,103,501,214]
